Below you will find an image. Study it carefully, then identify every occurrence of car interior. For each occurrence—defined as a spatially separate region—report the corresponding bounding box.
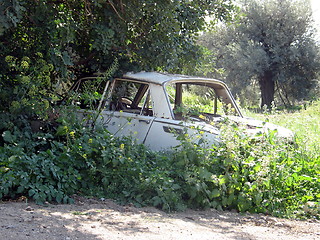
[107,79,154,116]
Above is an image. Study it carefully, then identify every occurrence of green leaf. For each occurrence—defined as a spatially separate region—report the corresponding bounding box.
[56,125,68,136]
[56,192,63,203]
[17,186,25,193]
[219,175,228,185]
[210,189,221,199]
[28,189,36,197]
[2,131,15,143]
[152,196,162,207]
[199,167,213,180]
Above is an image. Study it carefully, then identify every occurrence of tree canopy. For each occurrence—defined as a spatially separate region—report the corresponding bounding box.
[1,0,235,75]
[200,0,320,107]
[0,0,235,118]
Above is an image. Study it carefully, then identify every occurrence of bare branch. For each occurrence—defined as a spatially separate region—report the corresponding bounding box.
[107,0,125,21]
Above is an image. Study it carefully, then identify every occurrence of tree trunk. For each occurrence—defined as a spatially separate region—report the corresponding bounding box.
[259,71,275,108]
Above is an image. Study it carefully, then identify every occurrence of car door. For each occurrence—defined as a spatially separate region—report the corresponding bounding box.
[100,111,154,143]
[143,118,183,150]
[98,79,155,144]
[144,118,220,151]
[143,80,223,151]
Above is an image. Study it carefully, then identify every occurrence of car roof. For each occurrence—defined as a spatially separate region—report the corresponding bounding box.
[122,72,227,87]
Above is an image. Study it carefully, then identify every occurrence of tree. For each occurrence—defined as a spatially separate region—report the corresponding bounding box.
[0,0,235,75]
[200,0,320,107]
[0,0,235,118]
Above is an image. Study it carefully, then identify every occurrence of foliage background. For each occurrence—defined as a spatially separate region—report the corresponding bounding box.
[198,0,320,107]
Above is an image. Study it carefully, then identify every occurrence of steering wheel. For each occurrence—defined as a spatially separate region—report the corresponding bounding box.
[116,97,132,110]
[109,97,133,111]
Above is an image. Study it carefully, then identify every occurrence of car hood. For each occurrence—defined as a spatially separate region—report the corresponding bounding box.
[188,115,294,140]
[226,116,294,139]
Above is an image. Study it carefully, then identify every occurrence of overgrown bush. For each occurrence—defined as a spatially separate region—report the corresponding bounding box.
[1,54,56,119]
[0,106,319,219]
[149,122,319,218]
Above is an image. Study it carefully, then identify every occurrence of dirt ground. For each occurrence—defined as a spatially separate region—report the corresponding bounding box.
[1,197,319,240]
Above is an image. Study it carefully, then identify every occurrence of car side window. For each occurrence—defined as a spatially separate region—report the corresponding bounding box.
[63,77,107,110]
[108,80,153,116]
[166,82,226,121]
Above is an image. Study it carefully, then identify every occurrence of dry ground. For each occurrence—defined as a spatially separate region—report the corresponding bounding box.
[1,197,319,240]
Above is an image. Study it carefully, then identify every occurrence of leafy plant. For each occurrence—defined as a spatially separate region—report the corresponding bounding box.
[1,54,54,119]
[1,100,319,220]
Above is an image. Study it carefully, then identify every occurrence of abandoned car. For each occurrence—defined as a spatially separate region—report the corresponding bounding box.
[71,72,293,151]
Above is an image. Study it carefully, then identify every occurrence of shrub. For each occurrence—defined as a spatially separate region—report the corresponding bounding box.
[0,106,319,219]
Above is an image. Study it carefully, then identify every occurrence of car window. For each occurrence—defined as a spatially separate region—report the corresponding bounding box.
[166,82,236,121]
[64,77,106,110]
[107,79,153,116]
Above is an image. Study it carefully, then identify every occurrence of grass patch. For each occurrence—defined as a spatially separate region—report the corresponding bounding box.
[242,100,320,151]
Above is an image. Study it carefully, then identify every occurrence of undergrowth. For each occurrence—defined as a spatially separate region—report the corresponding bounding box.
[0,103,319,220]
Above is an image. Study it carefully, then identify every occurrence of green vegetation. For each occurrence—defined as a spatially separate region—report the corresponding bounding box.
[0,0,319,221]
[199,0,320,107]
[243,100,320,152]
[1,101,319,219]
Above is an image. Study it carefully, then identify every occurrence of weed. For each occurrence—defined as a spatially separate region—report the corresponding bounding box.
[0,101,319,219]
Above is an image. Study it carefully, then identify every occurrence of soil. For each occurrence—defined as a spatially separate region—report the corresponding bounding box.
[1,196,319,240]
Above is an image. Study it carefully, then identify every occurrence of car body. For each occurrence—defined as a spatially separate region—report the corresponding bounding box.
[74,72,293,151]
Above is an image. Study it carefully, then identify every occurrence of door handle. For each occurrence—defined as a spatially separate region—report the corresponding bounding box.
[139,119,150,124]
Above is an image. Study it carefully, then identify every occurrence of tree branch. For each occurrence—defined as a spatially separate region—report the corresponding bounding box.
[107,0,125,21]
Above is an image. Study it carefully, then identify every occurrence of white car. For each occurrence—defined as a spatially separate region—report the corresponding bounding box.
[73,72,293,151]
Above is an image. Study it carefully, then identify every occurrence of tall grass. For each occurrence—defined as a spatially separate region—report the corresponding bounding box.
[233,100,320,218]
[242,100,320,152]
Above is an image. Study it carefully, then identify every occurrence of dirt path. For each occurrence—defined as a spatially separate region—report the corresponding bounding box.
[1,197,319,240]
